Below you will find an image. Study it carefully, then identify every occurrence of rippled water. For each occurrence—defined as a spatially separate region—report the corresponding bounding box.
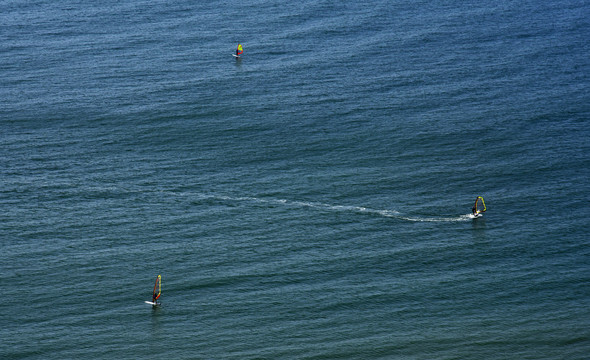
[1,0,589,358]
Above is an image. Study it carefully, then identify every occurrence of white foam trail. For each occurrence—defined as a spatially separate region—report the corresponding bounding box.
[203,194,470,223]
[397,215,472,222]
[157,190,470,223]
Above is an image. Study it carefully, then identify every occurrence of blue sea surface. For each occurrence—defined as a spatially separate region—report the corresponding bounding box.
[1,0,589,358]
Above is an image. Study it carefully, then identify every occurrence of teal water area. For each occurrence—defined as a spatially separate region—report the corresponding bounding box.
[1,0,589,358]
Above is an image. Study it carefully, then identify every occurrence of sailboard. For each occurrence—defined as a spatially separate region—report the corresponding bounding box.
[233,43,243,58]
[146,274,161,306]
[471,196,486,218]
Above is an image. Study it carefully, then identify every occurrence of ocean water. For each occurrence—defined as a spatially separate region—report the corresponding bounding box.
[1,0,589,358]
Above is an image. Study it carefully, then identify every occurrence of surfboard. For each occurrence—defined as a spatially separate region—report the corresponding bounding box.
[232,54,241,58]
[144,301,158,306]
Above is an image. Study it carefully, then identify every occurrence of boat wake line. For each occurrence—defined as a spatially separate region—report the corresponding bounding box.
[194,193,472,223]
[113,186,472,223]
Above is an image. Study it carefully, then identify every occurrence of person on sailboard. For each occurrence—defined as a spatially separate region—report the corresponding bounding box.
[472,206,477,215]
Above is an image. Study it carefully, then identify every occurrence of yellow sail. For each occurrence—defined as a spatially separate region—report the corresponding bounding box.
[474,196,486,213]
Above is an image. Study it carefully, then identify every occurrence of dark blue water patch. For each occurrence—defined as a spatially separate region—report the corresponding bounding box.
[2,0,590,358]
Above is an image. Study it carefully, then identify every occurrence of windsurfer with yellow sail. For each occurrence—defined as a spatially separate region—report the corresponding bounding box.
[472,196,486,217]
